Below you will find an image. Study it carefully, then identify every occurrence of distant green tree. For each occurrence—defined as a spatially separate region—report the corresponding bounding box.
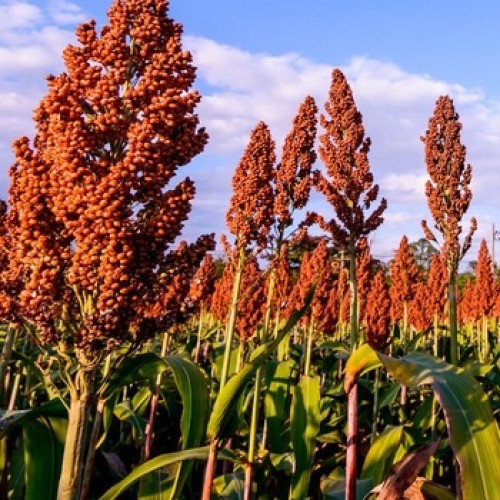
[410,237,439,271]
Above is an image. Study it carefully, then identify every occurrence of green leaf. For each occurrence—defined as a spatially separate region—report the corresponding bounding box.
[290,375,321,500]
[377,383,400,409]
[321,476,374,500]
[361,426,404,484]
[103,353,165,399]
[99,447,236,500]
[114,401,146,444]
[265,360,295,453]
[213,471,245,499]
[207,300,309,440]
[344,343,381,393]
[23,416,67,500]
[378,351,500,500]
[162,355,210,498]
[97,392,119,449]
[0,398,67,438]
[137,469,174,499]
[9,435,25,500]
[207,343,269,440]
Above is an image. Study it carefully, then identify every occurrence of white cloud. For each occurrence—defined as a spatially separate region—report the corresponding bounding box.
[1,22,499,266]
[47,0,85,25]
[383,173,428,203]
[0,1,43,31]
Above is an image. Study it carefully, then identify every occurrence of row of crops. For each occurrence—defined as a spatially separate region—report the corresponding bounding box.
[0,0,498,499]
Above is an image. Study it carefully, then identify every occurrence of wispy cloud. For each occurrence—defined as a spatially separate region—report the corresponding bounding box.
[0,9,499,265]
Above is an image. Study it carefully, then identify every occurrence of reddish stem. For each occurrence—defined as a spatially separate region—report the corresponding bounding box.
[201,440,218,500]
[346,382,358,500]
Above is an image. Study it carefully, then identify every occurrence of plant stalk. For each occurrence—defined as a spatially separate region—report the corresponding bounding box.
[448,275,458,365]
[346,382,358,500]
[220,247,245,389]
[57,365,97,500]
[0,325,16,407]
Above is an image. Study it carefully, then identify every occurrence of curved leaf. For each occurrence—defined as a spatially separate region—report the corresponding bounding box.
[361,425,404,484]
[0,398,67,438]
[207,299,310,440]
[351,345,500,500]
[102,353,165,399]
[23,416,67,500]
[344,343,381,393]
[290,375,321,500]
[163,355,210,498]
[99,446,237,500]
[100,447,210,500]
[207,343,269,440]
[378,352,500,500]
[265,360,295,453]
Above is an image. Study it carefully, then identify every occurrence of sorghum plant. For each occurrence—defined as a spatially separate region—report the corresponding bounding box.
[389,235,421,347]
[422,95,477,364]
[356,236,374,332]
[364,270,391,351]
[309,69,387,350]
[188,253,217,362]
[273,96,317,244]
[409,282,432,332]
[204,123,275,500]
[4,1,213,497]
[307,69,387,500]
[472,240,495,360]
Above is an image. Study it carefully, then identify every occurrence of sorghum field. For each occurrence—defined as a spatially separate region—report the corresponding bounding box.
[0,1,499,499]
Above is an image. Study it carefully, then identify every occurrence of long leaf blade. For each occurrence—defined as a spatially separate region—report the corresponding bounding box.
[163,355,209,498]
[350,345,500,500]
[290,375,321,500]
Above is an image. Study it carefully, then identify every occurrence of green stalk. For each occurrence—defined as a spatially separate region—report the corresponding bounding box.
[193,307,205,364]
[304,315,315,377]
[403,300,409,351]
[370,368,380,444]
[143,331,170,461]
[348,238,359,352]
[482,314,489,363]
[220,247,245,389]
[448,274,458,365]
[400,301,409,409]
[7,331,28,410]
[429,314,439,479]
[57,364,97,500]
[204,247,245,499]
[244,264,277,499]
[0,325,16,407]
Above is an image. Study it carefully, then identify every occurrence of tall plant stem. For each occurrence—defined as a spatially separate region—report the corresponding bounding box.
[244,265,277,500]
[0,325,16,407]
[57,364,97,500]
[348,239,359,351]
[202,440,219,500]
[220,247,245,389]
[482,315,489,363]
[144,331,170,462]
[194,307,205,364]
[346,238,359,500]
[403,300,409,351]
[204,247,245,499]
[79,397,105,499]
[370,368,380,444]
[400,301,409,410]
[304,315,315,377]
[346,381,358,500]
[448,274,458,365]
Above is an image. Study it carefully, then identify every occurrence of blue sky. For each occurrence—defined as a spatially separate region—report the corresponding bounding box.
[1,0,499,266]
